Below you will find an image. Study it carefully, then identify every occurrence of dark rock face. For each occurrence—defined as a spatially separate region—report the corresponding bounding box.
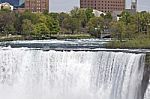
[142,53,150,99]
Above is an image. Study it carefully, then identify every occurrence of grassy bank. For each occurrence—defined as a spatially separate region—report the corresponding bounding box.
[106,38,150,49]
[0,35,25,42]
[0,34,94,42]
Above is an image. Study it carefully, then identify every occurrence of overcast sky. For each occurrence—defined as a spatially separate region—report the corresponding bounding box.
[50,0,150,12]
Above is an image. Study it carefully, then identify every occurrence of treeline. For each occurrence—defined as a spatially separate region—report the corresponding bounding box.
[0,9,60,39]
[0,8,150,40]
[0,7,112,39]
[108,11,150,48]
[111,11,150,41]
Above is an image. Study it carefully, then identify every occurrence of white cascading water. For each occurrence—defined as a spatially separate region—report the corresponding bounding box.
[0,48,147,99]
[144,81,150,99]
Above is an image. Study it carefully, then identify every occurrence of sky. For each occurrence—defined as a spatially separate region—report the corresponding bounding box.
[50,0,150,12]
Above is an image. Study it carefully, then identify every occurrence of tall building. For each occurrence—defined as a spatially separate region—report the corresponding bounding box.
[0,0,25,8]
[131,0,137,12]
[25,0,49,13]
[80,0,125,13]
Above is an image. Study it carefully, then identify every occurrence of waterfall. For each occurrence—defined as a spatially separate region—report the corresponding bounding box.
[144,81,150,99]
[0,48,147,99]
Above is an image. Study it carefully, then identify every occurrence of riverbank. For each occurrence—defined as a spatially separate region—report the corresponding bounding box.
[1,34,150,49]
[0,34,93,42]
[106,38,150,49]
[0,35,24,42]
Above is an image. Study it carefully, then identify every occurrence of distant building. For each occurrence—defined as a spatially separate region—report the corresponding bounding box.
[93,9,106,17]
[0,0,25,8]
[0,2,13,10]
[131,0,137,11]
[25,0,49,13]
[80,0,125,13]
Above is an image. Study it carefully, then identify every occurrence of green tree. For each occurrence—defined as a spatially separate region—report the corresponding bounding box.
[126,23,137,39]
[45,15,60,35]
[62,17,79,34]
[70,7,94,28]
[33,23,50,37]
[58,12,70,27]
[120,11,132,25]
[85,8,94,22]
[49,12,59,20]
[103,12,113,35]
[22,19,34,36]
[139,12,150,34]
[70,7,80,18]
[88,16,104,37]
[36,13,47,23]
[119,11,150,38]
[4,24,15,35]
[111,21,126,41]
[0,12,16,35]
[20,10,38,24]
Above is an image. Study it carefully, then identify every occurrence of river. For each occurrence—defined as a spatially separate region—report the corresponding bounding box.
[0,39,149,99]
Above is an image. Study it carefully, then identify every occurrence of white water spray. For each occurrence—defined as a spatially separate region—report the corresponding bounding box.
[0,48,146,99]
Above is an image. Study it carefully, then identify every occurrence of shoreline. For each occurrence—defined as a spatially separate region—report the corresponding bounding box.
[0,34,94,42]
[1,35,150,49]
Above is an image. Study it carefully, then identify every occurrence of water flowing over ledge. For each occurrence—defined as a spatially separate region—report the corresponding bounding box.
[0,48,148,99]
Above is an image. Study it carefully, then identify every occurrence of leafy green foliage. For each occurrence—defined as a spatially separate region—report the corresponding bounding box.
[62,17,79,34]
[88,16,104,37]
[108,11,150,48]
[33,23,50,37]
[0,7,150,42]
[110,11,150,41]
[22,19,34,35]
[0,9,61,38]
[110,21,126,41]
[0,11,16,35]
[0,7,94,38]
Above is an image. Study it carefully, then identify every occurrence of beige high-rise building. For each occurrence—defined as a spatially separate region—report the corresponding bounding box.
[80,0,125,13]
[25,0,49,12]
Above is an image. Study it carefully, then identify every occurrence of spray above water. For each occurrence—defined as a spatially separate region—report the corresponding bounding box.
[0,48,147,99]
